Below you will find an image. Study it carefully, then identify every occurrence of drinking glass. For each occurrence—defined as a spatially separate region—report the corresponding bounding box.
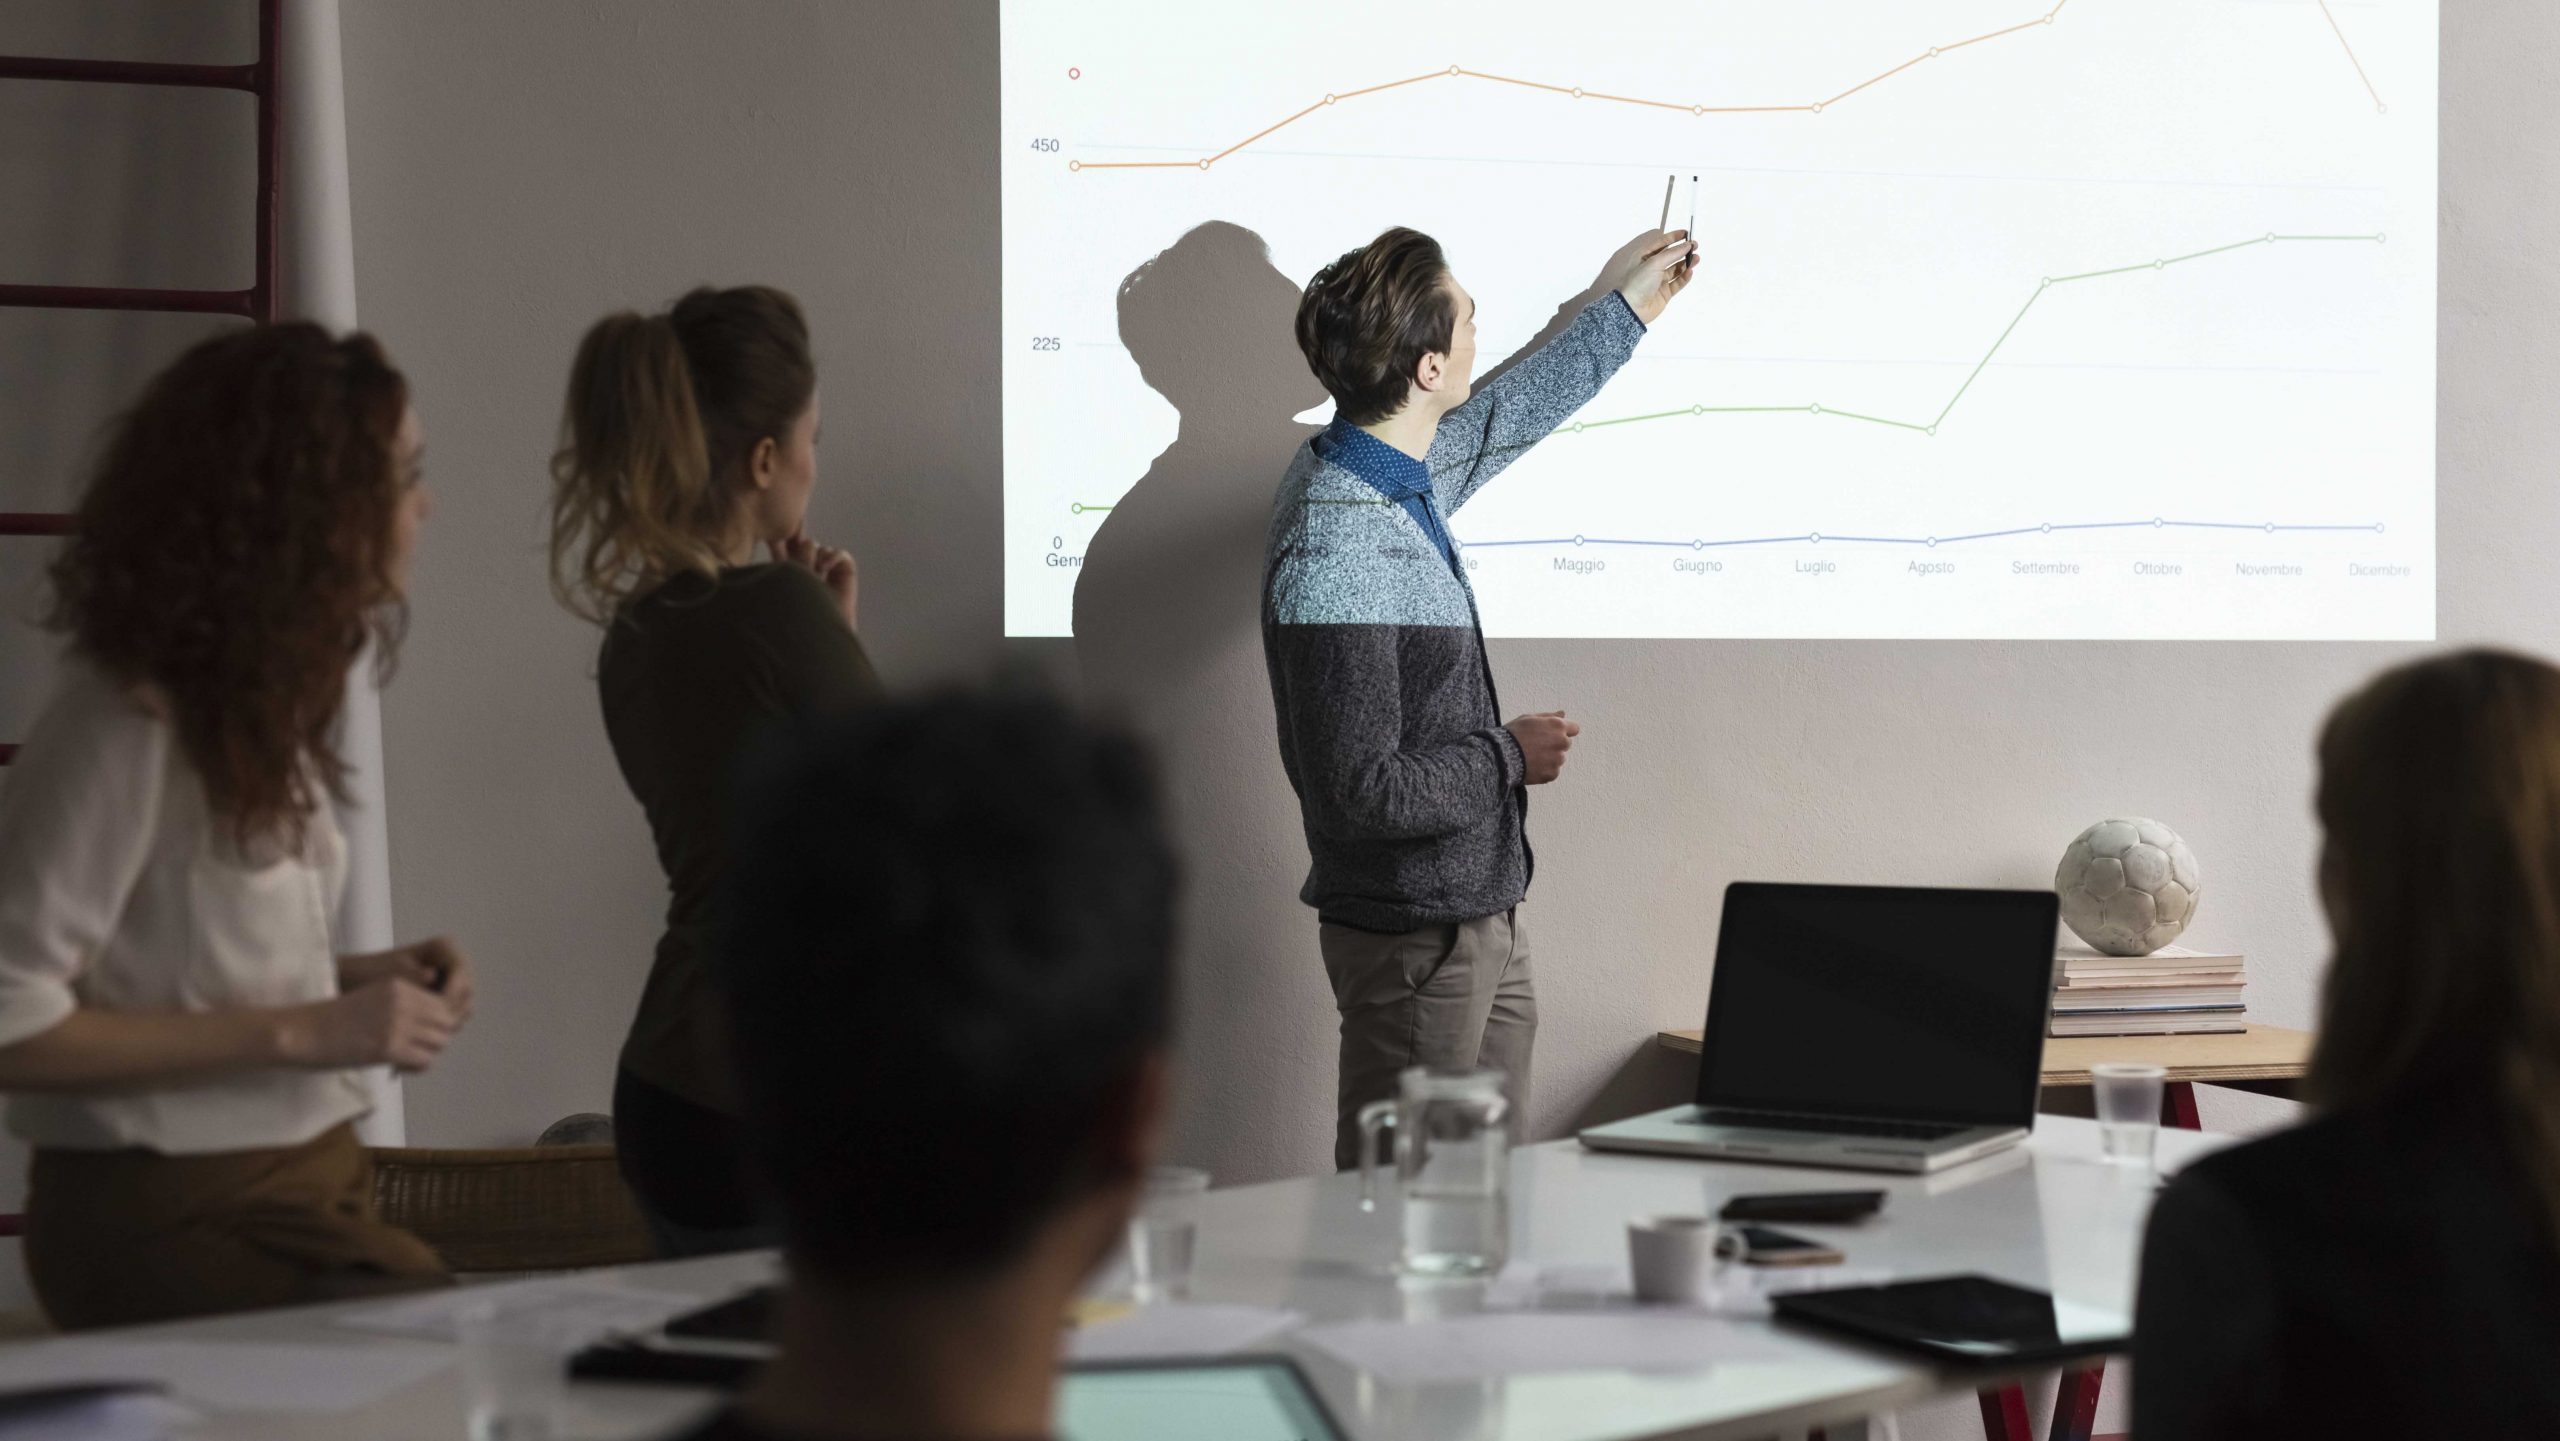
[456,1301,571,1441]
[2091,1062,2168,1168]
[1129,1165,1209,1302]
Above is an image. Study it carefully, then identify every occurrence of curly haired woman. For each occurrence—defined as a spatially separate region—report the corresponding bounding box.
[0,324,471,1328]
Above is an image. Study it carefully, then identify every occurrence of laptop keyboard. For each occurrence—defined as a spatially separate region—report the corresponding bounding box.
[1689,1108,1969,1142]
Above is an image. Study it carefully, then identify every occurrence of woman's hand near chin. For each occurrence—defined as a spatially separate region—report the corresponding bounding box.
[772,525,859,629]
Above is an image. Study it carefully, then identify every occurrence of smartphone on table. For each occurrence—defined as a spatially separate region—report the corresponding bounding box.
[1719,1190,1886,1225]
[1720,1225,1847,1267]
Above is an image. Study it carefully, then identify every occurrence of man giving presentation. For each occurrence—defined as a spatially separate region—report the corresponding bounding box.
[1262,224,1697,1168]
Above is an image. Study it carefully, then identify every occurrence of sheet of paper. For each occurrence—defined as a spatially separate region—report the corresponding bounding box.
[335,1275,704,1343]
[1068,1303,1303,1360]
[0,1340,449,1415]
[1296,1312,1804,1385]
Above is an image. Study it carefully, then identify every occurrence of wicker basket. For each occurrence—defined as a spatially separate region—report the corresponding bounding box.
[368,1145,654,1274]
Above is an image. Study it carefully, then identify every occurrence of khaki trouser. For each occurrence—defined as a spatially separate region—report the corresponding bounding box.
[1321,908,1536,1171]
[26,1122,448,1331]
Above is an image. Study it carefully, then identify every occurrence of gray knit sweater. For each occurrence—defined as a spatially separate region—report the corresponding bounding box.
[1261,293,1646,932]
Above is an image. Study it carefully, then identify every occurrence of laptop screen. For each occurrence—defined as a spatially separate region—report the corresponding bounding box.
[1694,883,2056,1126]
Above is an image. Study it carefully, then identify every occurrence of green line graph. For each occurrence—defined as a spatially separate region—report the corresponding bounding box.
[1065,231,2386,518]
[1559,232,2386,440]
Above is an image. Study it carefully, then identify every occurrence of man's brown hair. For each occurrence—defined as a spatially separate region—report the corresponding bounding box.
[1294,227,1458,426]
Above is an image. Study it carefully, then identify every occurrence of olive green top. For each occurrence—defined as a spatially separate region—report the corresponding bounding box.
[600,564,881,1113]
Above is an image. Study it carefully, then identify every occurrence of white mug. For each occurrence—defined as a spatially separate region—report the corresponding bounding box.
[1628,1214,1723,1304]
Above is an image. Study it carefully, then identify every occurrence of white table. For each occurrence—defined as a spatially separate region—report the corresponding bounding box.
[2,1116,2227,1440]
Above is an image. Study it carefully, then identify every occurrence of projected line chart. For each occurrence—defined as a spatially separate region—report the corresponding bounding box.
[1525,230,2381,442]
[1054,231,2375,529]
[1042,228,2389,519]
[1002,0,2438,640]
[1067,0,2393,174]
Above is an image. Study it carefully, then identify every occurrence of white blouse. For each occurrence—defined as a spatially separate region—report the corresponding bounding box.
[0,657,372,1153]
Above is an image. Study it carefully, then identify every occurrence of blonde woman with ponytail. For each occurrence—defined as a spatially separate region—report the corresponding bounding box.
[551,286,879,1256]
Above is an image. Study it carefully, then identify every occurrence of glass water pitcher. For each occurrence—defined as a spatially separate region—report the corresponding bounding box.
[1358,1066,1511,1276]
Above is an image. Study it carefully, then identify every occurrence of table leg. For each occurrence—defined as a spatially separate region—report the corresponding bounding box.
[2049,1365,2103,1441]
[1979,1382,2032,1441]
[2162,1080,2201,1130]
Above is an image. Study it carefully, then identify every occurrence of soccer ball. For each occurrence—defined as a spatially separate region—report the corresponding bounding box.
[2055,818,2202,956]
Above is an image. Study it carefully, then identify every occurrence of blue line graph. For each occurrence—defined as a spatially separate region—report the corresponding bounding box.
[1458,518,2386,552]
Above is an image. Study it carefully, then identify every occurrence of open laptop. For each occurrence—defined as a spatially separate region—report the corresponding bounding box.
[1581,882,2056,1174]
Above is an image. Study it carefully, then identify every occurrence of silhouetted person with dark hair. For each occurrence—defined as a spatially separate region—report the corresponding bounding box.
[663,691,1177,1441]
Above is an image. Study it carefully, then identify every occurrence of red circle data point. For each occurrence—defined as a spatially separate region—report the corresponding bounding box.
[1067,67,1080,79]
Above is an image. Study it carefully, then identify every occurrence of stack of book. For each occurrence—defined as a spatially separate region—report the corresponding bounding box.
[2050,944,2247,1036]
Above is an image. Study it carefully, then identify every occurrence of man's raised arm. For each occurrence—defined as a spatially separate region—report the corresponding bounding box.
[1429,229,1696,514]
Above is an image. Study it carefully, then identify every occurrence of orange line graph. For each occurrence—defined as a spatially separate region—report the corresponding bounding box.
[1073,0,2076,173]
[2316,0,2388,113]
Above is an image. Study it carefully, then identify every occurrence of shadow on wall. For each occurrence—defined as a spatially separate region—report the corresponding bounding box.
[1073,221,1325,690]
[1072,222,1338,1181]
